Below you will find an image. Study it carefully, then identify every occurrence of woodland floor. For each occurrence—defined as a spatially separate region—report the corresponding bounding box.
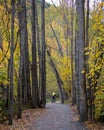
[30,102,87,130]
[0,102,104,130]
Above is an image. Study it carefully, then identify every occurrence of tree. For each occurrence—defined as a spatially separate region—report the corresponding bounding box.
[21,0,31,104]
[17,0,22,119]
[70,0,76,105]
[76,0,88,122]
[85,0,92,120]
[35,0,41,105]
[9,0,15,125]
[31,0,39,108]
[40,0,46,107]
[47,50,64,103]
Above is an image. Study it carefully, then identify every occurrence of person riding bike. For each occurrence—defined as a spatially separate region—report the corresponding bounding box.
[52,92,56,103]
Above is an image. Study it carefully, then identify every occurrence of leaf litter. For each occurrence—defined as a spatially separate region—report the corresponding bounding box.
[0,108,46,130]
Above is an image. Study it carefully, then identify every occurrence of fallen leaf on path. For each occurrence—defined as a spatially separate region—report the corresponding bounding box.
[0,108,46,130]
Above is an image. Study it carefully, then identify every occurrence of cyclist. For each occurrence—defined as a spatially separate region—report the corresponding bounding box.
[52,92,56,103]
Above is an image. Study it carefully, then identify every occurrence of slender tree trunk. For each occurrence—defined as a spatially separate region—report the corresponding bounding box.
[17,0,23,118]
[21,0,31,104]
[74,2,80,112]
[85,0,92,120]
[23,0,31,102]
[31,0,39,108]
[71,0,76,105]
[40,0,46,107]
[47,50,64,103]
[20,0,27,104]
[17,53,22,118]
[49,24,68,100]
[36,0,41,105]
[75,31,80,112]
[50,24,63,57]
[17,58,22,118]
[9,0,15,125]
[76,0,88,122]
[6,59,10,109]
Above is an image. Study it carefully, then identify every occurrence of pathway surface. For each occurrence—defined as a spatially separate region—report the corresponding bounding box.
[30,102,87,130]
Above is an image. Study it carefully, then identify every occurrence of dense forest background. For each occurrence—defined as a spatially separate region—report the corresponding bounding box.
[0,0,104,125]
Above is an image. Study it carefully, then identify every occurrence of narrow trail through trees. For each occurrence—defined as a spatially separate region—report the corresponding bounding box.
[30,103,87,130]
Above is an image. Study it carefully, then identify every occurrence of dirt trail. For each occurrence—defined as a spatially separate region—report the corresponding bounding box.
[30,102,87,130]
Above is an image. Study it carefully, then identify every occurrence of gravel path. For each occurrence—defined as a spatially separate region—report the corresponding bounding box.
[30,102,87,130]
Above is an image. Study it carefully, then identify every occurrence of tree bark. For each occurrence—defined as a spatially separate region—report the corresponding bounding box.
[9,0,15,125]
[85,0,92,120]
[36,0,41,105]
[6,59,10,109]
[21,0,31,104]
[76,0,88,122]
[75,31,80,112]
[17,0,23,118]
[50,24,63,57]
[31,0,39,108]
[40,0,46,107]
[70,0,76,105]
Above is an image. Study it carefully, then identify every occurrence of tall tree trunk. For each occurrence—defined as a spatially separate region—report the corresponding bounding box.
[70,0,76,105]
[17,0,23,118]
[9,0,15,125]
[49,24,67,100]
[20,0,27,104]
[47,50,64,103]
[49,24,63,57]
[21,0,31,104]
[75,31,80,112]
[6,59,10,109]
[76,0,88,122]
[85,0,92,120]
[17,56,22,118]
[74,1,80,113]
[40,0,46,107]
[31,0,39,108]
[17,54,22,118]
[36,0,41,105]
